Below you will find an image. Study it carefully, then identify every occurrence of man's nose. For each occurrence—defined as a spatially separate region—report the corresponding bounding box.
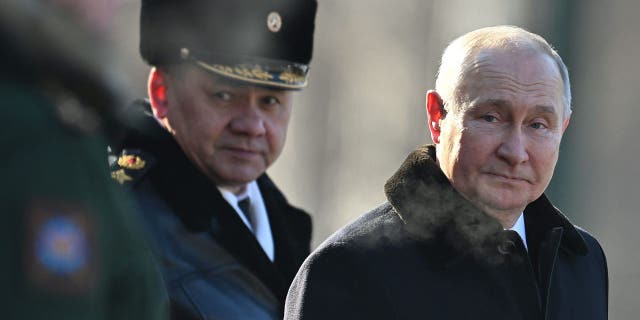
[228,98,267,137]
[496,126,529,165]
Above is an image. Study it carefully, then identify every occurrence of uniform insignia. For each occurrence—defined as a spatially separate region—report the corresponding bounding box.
[267,11,282,33]
[117,154,146,170]
[35,216,89,275]
[109,149,155,186]
[25,200,96,294]
[111,169,133,184]
[197,61,307,89]
[279,71,305,84]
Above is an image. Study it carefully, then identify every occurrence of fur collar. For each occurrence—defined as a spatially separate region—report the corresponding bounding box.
[384,145,588,259]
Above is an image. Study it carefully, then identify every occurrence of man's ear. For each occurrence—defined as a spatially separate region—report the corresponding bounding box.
[148,67,169,119]
[426,90,446,144]
[562,113,571,133]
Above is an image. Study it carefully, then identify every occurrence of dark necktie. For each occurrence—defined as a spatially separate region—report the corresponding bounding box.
[237,197,254,231]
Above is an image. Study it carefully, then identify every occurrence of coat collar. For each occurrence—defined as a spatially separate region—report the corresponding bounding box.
[384,145,588,258]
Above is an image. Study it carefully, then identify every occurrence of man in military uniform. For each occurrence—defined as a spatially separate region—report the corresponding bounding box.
[1,0,167,319]
[109,0,317,319]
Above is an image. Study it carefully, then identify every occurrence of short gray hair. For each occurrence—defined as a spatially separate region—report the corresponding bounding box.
[434,25,572,118]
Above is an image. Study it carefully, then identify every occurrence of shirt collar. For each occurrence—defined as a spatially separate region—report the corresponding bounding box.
[218,184,250,204]
[508,213,528,251]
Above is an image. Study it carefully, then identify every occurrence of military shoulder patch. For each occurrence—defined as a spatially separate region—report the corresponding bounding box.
[109,149,155,186]
[24,199,96,295]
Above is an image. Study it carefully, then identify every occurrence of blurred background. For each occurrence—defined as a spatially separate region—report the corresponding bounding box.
[111,0,639,317]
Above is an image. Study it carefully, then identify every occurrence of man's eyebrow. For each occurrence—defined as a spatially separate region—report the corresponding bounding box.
[467,99,558,115]
[531,105,558,115]
[467,99,511,111]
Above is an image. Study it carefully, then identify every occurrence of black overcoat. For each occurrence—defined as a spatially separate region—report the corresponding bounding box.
[285,145,607,320]
[111,101,312,320]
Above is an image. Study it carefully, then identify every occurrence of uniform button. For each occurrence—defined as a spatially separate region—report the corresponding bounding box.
[498,239,516,254]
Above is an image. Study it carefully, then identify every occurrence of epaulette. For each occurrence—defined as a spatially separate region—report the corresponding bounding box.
[109,149,155,186]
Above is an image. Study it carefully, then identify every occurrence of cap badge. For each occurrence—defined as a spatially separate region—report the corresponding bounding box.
[117,154,146,170]
[267,11,282,33]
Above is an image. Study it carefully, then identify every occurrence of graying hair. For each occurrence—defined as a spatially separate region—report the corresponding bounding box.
[434,25,572,118]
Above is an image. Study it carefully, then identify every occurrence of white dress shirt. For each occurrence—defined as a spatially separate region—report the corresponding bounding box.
[218,181,275,261]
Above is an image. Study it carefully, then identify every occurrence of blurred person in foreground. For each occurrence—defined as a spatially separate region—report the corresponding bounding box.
[285,25,608,320]
[108,0,317,319]
[0,0,167,319]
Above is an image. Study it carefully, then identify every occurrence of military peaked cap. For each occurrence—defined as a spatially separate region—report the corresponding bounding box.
[140,0,318,89]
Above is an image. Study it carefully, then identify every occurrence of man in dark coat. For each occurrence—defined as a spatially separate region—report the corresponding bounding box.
[109,0,317,319]
[285,26,608,320]
[1,0,167,319]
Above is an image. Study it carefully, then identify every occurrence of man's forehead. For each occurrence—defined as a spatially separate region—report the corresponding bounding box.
[469,47,560,76]
[461,49,562,90]
[453,48,565,114]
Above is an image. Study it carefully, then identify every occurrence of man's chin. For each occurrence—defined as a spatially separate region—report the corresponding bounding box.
[474,191,531,214]
[222,170,263,185]
[206,166,263,188]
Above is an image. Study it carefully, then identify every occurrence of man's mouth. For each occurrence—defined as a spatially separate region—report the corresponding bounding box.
[485,172,530,184]
[222,146,261,159]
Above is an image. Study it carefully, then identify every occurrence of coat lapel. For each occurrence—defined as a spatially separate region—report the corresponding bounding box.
[207,186,286,302]
[259,175,312,302]
[537,227,563,318]
[523,195,589,319]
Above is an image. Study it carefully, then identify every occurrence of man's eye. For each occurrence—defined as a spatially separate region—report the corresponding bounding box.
[530,122,547,130]
[481,115,498,122]
[213,91,231,100]
[262,96,280,105]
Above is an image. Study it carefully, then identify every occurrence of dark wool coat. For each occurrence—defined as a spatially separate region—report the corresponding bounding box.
[285,145,607,320]
[111,101,312,320]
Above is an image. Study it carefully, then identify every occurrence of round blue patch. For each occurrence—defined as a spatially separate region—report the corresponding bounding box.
[35,216,89,275]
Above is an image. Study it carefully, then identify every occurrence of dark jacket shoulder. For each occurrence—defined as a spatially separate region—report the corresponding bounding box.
[316,202,402,251]
[285,203,406,319]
